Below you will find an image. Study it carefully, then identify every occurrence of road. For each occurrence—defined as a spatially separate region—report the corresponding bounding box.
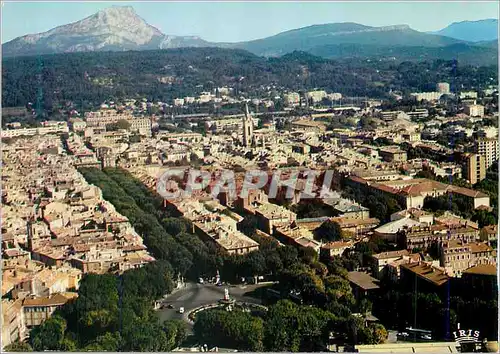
[157,282,270,330]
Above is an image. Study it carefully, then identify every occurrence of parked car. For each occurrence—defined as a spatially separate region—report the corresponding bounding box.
[167,304,175,309]
[179,307,185,314]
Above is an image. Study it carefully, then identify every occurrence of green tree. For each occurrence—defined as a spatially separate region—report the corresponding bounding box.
[82,332,122,351]
[4,341,33,352]
[30,315,68,351]
[315,220,343,242]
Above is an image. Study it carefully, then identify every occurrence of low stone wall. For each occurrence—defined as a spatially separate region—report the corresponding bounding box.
[187,302,268,323]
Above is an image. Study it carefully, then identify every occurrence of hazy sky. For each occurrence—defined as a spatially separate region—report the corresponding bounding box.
[1,1,499,43]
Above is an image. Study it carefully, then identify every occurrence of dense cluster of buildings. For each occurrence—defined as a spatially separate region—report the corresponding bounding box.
[1,81,498,349]
[1,135,154,347]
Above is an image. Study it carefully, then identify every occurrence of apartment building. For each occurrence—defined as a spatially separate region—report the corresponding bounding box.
[410,92,443,102]
[378,146,407,163]
[479,225,497,245]
[22,292,78,328]
[306,90,328,103]
[284,92,300,106]
[1,123,69,138]
[68,118,87,132]
[462,153,486,184]
[461,264,498,300]
[321,240,355,257]
[440,240,495,277]
[398,224,479,250]
[370,250,410,279]
[436,82,450,94]
[465,104,485,118]
[474,137,499,169]
[157,132,204,144]
[85,110,152,135]
[193,214,259,255]
[1,299,26,349]
[347,176,490,210]
[253,202,297,235]
[379,111,409,121]
[400,262,450,294]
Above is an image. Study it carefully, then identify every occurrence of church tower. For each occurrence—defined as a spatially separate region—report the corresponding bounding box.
[242,103,254,147]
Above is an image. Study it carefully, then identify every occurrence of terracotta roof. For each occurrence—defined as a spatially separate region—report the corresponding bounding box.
[122,244,147,252]
[3,248,28,258]
[400,262,449,286]
[463,264,497,276]
[447,185,489,198]
[23,292,77,307]
[401,180,447,197]
[482,224,498,235]
[322,240,354,250]
[372,250,409,260]
[469,242,493,254]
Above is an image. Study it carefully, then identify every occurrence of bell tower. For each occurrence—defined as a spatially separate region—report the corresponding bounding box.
[242,103,254,147]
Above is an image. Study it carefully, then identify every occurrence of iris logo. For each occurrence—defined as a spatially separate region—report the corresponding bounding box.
[452,328,480,344]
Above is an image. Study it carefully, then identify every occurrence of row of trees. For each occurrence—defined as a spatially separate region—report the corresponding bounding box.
[5,165,393,352]
[78,167,389,350]
[6,262,188,352]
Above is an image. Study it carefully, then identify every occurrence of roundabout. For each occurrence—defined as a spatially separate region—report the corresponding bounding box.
[186,288,268,323]
[158,282,273,332]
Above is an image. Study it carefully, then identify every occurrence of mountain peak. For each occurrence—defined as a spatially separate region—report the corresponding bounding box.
[2,5,213,57]
[96,5,137,18]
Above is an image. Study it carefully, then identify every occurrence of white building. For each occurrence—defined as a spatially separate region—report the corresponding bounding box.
[410,92,443,102]
[173,98,185,106]
[460,91,478,99]
[465,104,484,118]
[436,82,450,94]
[284,92,300,107]
[306,90,328,103]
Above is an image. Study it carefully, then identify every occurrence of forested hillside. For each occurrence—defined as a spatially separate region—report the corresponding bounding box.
[2,48,498,114]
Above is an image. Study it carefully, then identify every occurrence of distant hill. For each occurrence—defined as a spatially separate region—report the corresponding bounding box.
[430,19,498,42]
[2,48,497,113]
[473,39,498,49]
[1,6,497,67]
[307,42,498,66]
[234,23,466,57]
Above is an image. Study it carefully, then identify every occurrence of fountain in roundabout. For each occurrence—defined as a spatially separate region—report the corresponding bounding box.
[218,288,236,311]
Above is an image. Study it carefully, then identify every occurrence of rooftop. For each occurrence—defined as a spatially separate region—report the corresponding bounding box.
[23,292,78,307]
[375,217,422,234]
[400,262,449,286]
[462,264,497,276]
[372,249,410,260]
[347,271,380,291]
